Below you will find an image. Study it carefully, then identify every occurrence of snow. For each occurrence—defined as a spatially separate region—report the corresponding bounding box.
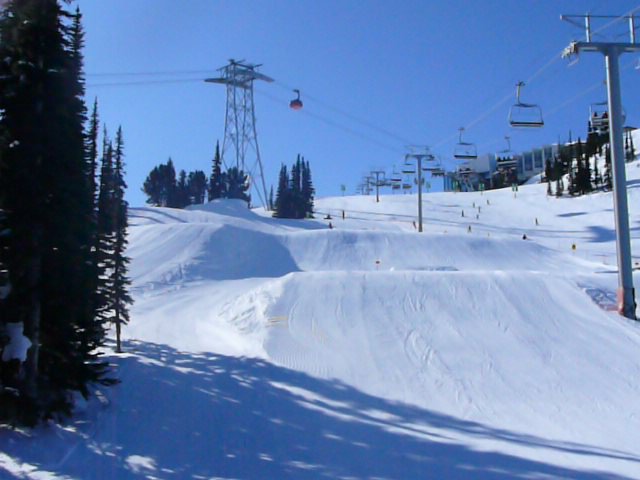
[4,147,640,478]
[1,322,32,362]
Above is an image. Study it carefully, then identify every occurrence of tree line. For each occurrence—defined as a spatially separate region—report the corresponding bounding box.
[142,147,316,220]
[142,142,250,208]
[273,155,315,219]
[0,1,131,425]
[544,128,635,197]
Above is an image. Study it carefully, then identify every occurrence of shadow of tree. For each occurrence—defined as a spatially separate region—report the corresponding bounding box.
[2,340,637,479]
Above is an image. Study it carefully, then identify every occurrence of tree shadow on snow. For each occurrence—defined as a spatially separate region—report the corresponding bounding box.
[2,340,638,480]
[586,225,640,244]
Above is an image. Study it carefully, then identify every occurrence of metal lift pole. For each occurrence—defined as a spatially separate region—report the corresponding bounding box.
[605,49,636,319]
[561,14,639,319]
[371,170,385,203]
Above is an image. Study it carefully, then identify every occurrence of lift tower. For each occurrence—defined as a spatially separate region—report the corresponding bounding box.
[205,60,273,208]
[561,14,640,319]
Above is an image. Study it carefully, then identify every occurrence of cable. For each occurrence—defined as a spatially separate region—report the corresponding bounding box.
[254,87,404,155]
[87,78,203,88]
[272,79,418,147]
[86,69,217,78]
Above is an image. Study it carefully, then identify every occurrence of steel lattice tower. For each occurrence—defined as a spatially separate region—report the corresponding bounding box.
[206,60,273,207]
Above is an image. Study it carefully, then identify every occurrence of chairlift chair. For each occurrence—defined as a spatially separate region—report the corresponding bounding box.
[509,82,544,128]
[402,164,416,175]
[498,136,512,155]
[390,166,402,183]
[422,160,443,172]
[454,127,478,160]
[589,100,625,133]
[289,89,303,110]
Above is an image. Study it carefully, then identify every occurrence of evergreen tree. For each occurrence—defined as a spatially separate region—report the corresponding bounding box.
[187,170,207,205]
[272,156,314,219]
[301,159,315,217]
[225,167,250,202]
[593,154,601,189]
[290,156,304,218]
[142,165,163,206]
[175,169,190,208]
[208,141,225,201]
[604,145,612,190]
[268,185,274,212]
[95,134,115,351]
[630,131,636,163]
[86,99,100,210]
[0,1,111,423]
[142,158,177,207]
[273,164,290,218]
[111,127,132,354]
[554,158,564,197]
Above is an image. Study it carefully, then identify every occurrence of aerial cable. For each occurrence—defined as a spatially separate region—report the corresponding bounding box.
[433,8,640,150]
[254,87,405,155]
[272,79,417,146]
[86,69,217,78]
[544,58,637,119]
[435,5,640,148]
[87,77,203,88]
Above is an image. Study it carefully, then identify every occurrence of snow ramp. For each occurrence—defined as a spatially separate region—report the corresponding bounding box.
[259,269,640,475]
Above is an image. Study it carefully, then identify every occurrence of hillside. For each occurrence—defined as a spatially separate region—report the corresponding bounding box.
[3,158,640,478]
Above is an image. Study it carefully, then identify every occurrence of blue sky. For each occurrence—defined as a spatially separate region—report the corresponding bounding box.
[78,0,640,207]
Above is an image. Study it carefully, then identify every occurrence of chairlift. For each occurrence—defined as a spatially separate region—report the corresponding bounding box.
[402,163,416,175]
[402,183,412,190]
[589,100,626,132]
[454,127,477,160]
[422,158,443,172]
[289,89,303,110]
[509,81,544,128]
[390,166,402,183]
[430,167,445,177]
[498,136,512,155]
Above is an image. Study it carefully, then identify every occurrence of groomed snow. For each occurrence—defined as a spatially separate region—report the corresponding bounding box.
[4,153,640,478]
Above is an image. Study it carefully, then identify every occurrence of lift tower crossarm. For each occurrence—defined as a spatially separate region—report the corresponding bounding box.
[561,13,640,320]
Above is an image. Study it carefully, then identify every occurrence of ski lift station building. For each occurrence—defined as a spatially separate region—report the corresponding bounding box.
[444,144,561,191]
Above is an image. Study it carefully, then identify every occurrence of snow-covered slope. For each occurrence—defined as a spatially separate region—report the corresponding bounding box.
[4,157,640,478]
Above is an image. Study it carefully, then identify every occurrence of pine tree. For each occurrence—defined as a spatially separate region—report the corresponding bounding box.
[142,158,177,207]
[273,164,290,218]
[208,141,224,201]
[604,145,612,190]
[301,159,314,217]
[175,169,190,208]
[163,159,178,207]
[593,154,601,189]
[290,155,304,218]
[0,1,111,423]
[268,186,274,211]
[225,167,250,202]
[95,131,115,356]
[187,170,207,205]
[554,159,564,197]
[111,127,132,354]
